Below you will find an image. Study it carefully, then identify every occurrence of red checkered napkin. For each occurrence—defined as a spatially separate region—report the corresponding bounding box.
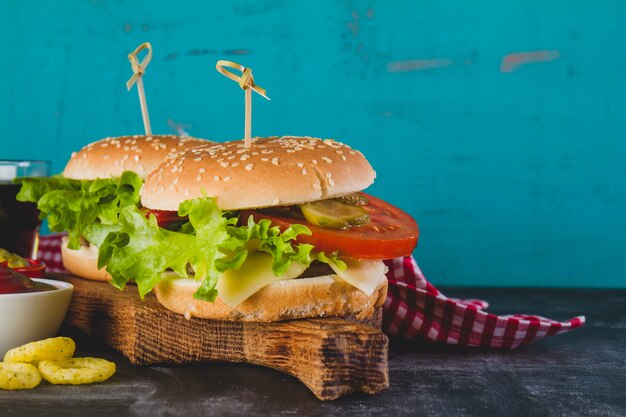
[38,234,584,348]
[37,233,66,272]
[382,256,585,348]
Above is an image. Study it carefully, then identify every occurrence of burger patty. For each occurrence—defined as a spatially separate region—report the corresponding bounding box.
[296,261,335,279]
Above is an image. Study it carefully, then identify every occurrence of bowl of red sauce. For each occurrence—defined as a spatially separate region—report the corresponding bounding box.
[0,258,46,278]
[0,265,73,357]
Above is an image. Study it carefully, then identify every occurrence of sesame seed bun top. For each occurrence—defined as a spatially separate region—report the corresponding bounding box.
[141,136,377,211]
[63,135,213,180]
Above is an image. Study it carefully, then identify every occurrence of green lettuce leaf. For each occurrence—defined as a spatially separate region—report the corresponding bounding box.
[98,196,344,302]
[16,171,143,249]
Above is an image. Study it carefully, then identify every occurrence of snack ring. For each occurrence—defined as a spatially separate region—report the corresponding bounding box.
[0,362,42,390]
[38,358,116,385]
[4,337,75,364]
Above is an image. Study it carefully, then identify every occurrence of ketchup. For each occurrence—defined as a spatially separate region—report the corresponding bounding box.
[0,265,56,294]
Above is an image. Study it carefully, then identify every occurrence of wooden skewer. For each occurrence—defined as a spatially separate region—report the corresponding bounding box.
[244,88,252,145]
[127,42,153,136]
[135,77,151,135]
[216,60,270,148]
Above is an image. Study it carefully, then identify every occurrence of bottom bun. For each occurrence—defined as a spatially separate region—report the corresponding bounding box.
[155,274,388,322]
[61,237,112,282]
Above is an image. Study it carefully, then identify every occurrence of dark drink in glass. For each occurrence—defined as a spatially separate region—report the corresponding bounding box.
[0,161,50,259]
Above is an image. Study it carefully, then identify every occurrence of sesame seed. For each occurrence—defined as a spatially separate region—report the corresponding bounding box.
[302,168,307,175]
[313,183,321,190]
[224,176,232,182]
[261,158,269,162]
[297,162,304,168]
[171,166,178,173]
[220,162,229,167]
[71,152,77,158]
[312,159,318,164]
[349,151,356,155]
[322,157,332,163]
[329,178,335,187]
[245,164,254,170]
[341,155,347,161]
[134,155,140,162]
[228,156,235,160]
[199,168,206,173]
[214,176,220,181]
[325,173,332,178]
[271,158,279,165]
[196,175,202,181]
[195,157,202,161]
[231,162,239,167]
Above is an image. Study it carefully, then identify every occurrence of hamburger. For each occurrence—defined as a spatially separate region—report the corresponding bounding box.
[97,136,419,321]
[16,134,212,281]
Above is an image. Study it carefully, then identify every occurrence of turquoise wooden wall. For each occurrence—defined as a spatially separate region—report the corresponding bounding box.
[1,1,624,288]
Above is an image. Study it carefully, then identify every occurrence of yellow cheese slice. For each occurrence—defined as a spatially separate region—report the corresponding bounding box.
[216,252,307,307]
[329,259,388,296]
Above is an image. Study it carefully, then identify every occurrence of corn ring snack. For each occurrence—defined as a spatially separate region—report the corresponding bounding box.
[4,337,75,364]
[0,362,42,390]
[38,358,116,385]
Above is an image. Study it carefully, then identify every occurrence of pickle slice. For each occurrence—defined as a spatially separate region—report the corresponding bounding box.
[335,193,369,206]
[300,200,370,229]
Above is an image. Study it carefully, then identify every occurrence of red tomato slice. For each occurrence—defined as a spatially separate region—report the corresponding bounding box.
[144,209,187,228]
[241,193,419,260]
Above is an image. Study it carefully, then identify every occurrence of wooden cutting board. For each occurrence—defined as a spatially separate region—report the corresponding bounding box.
[55,274,389,401]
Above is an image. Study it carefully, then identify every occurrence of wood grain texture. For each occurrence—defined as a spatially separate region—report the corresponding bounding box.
[59,274,388,401]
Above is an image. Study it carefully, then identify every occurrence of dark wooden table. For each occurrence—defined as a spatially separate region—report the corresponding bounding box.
[1,288,624,416]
